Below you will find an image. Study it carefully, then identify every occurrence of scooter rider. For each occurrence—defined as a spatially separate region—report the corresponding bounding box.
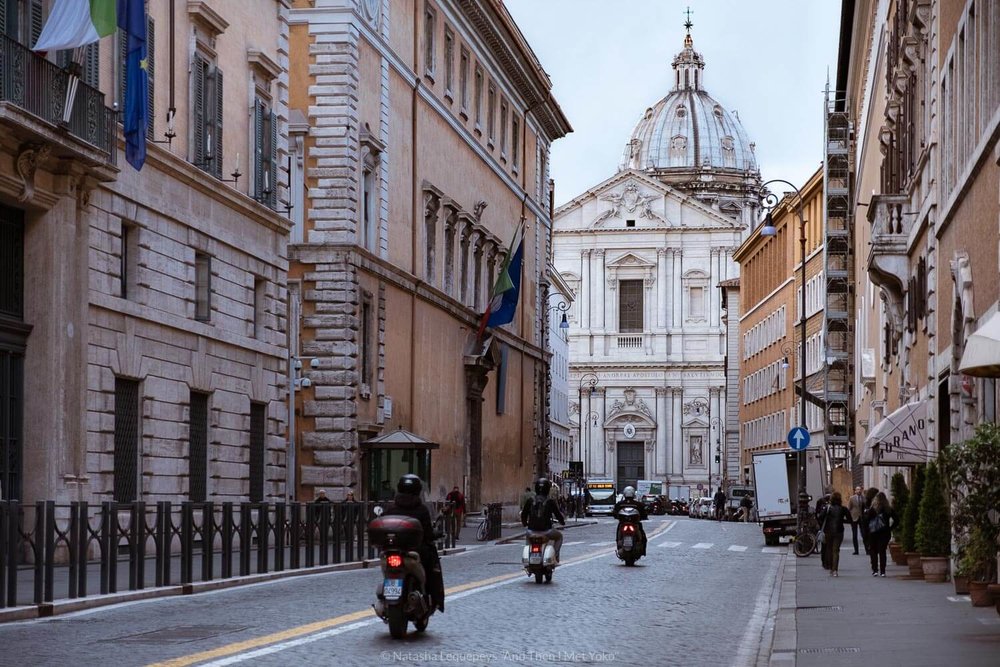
[613,486,649,554]
[520,477,566,561]
[382,474,445,612]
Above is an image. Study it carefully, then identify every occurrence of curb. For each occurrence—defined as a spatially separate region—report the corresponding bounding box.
[766,546,797,666]
[0,546,467,624]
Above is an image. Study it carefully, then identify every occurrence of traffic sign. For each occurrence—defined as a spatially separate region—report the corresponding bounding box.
[787,426,810,451]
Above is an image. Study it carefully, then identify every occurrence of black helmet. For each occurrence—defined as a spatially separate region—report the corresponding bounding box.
[534,477,552,496]
[397,474,423,496]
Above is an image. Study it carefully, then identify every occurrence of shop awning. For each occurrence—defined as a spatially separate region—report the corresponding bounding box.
[361,428,440,450]
[959,311,1000,378]
[859,400,930,466]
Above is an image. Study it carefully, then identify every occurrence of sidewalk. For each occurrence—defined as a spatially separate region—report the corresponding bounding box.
[770,545,1000,666]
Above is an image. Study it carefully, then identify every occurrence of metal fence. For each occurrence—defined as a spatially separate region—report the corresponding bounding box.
[0,33,118,162]
[0,500,457,610]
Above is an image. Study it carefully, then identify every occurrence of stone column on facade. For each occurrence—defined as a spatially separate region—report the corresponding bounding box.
[472,231,484,312]
[657,248,668,330]
[423,191,440,285]
[580,249,591,329]
[664,385,674,476]
[709,248,718,328]
[644,269,655,354]
[655,387,669,476]
[485,241,499,309]
[459,218,472,306]
[594,387,606,476]
[442,204,460,297]
[664,248,674,331]
[591,249,603,332]
[672,387,683,477]
[672,249,684,328]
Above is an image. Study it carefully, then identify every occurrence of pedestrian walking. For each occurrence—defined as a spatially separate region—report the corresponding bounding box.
[314,489,331,503]
[819,492,851,577]
[713,487,727,521]
[865,491,897,577]
[445,485,466,539]
[815,489,833,569]
[740,494,754,523]
[344,491,357,502]
[847,485,866,555]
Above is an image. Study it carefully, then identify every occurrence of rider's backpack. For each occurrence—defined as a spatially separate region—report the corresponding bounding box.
[529,496,548,528]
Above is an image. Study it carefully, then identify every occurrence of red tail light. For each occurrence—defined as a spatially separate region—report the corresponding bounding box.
[386,554,403,568]
[623,525,635,534]
[531,544,542,553]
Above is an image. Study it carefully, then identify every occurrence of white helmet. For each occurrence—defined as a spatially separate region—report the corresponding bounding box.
[623,486,636,499]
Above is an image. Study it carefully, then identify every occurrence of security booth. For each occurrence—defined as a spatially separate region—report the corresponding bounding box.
[361,428,439,502]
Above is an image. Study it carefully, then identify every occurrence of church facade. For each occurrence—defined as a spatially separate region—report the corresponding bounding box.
[554,30,760,496]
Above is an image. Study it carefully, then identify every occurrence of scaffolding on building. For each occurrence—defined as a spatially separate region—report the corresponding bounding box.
[822,86,855,473]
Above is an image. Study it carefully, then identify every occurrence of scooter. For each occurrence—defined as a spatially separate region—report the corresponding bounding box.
[616,506,644,566]
[522,531,558,584]
[368,508,435,639]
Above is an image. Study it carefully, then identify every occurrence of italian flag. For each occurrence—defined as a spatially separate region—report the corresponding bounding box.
[33,0,117,52]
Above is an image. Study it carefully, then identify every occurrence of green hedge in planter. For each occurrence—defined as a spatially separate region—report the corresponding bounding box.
[901,464,925,553]
[915,462,950,557]
[890,472,909,544]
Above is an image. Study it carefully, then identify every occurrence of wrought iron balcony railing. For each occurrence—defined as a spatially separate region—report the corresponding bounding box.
[0,33,117,164]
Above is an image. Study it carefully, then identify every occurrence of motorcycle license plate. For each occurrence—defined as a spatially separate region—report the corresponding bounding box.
[383,578,403,601]
[623,537,634,548]
[529,554,542,565]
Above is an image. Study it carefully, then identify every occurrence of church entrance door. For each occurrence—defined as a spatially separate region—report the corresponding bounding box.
[616,442,644,492]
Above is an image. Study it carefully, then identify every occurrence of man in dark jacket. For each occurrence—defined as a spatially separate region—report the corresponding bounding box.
[613,486,649,554]
[713,488,727,521]
[521,478,566,561]
[445,485,466,539]
[382,474,445,612]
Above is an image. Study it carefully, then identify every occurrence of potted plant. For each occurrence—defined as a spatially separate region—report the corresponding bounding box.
[915,461,951,582]
[889,472,909,566]
[941,423,1000,605]
[902,465,925,578]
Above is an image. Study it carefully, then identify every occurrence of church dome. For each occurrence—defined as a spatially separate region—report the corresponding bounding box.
[620,33,757,175]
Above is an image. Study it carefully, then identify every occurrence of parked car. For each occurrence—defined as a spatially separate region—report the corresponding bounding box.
[697,497,715,519]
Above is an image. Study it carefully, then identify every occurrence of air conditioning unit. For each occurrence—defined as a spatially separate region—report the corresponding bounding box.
[861,348,876,386]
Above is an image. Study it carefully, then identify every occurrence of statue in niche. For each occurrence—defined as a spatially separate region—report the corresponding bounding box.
[690,435,703,466]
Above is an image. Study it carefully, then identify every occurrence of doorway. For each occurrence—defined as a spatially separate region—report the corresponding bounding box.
[617,442,645,491]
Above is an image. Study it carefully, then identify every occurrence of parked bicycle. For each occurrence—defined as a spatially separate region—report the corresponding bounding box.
[477,503,502,541]
[791,506,821,557]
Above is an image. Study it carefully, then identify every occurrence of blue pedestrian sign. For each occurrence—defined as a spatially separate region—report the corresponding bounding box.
[788,427,810,451]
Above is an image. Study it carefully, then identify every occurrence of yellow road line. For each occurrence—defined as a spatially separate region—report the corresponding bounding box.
[148,521,672,667]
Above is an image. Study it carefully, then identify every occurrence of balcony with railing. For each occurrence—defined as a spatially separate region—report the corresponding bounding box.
[0,33,117,172]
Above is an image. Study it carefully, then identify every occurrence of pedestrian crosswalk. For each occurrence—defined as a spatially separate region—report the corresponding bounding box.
[652,540,785,554]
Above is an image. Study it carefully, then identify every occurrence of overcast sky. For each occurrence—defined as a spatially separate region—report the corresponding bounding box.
[505,0,844,206]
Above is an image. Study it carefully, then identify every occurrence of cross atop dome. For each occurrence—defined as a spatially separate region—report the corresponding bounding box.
[684,6,694,48]
[672,8,705,91]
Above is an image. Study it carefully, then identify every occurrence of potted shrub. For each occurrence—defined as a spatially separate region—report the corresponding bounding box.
[915,461,951,582]
[941,423,1000,604]
[889,472,909,566]
[902,465,925,578]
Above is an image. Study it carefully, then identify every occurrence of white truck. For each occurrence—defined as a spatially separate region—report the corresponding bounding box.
[751,449,827,546]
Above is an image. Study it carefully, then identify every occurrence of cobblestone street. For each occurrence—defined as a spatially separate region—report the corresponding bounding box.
[0,518,782,666]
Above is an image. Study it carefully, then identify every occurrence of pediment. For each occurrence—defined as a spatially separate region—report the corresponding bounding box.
[606,252,656,268]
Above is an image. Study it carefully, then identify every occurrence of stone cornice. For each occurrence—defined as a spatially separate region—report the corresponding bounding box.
[456,0,571,141]
[187,1,229,36]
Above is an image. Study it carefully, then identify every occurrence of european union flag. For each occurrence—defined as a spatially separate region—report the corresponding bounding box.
[118,0,147,170]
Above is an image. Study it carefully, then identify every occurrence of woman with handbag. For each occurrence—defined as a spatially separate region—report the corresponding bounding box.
[819,492,851,576]
[865,491,897,577]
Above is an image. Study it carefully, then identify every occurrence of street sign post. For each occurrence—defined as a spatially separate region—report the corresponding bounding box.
[787,426,810,451]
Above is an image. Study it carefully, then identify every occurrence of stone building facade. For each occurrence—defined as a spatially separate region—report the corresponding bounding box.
[0,0,291,504]
[286,0,570,506]
[554,30,759,497]
[732,169,827,475]
[842,0,999,488]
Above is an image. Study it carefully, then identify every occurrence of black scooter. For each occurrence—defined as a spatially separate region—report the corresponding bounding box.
[615,506,645,566]
[368,509,435,639]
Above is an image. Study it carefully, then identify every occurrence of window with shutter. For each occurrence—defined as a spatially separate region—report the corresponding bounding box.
[29,0,41,47]
[619,280,644,332]
[208,67,224,178]
[195,252,211,321]
[254,98,277,209]
[189,391,208,502]
[114,378,140,503]
[249,403,265,502]
[192,53,206,169]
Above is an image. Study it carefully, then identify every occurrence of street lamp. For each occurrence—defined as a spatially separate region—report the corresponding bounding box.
[759,179,810,537]
[547,300,571,330]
